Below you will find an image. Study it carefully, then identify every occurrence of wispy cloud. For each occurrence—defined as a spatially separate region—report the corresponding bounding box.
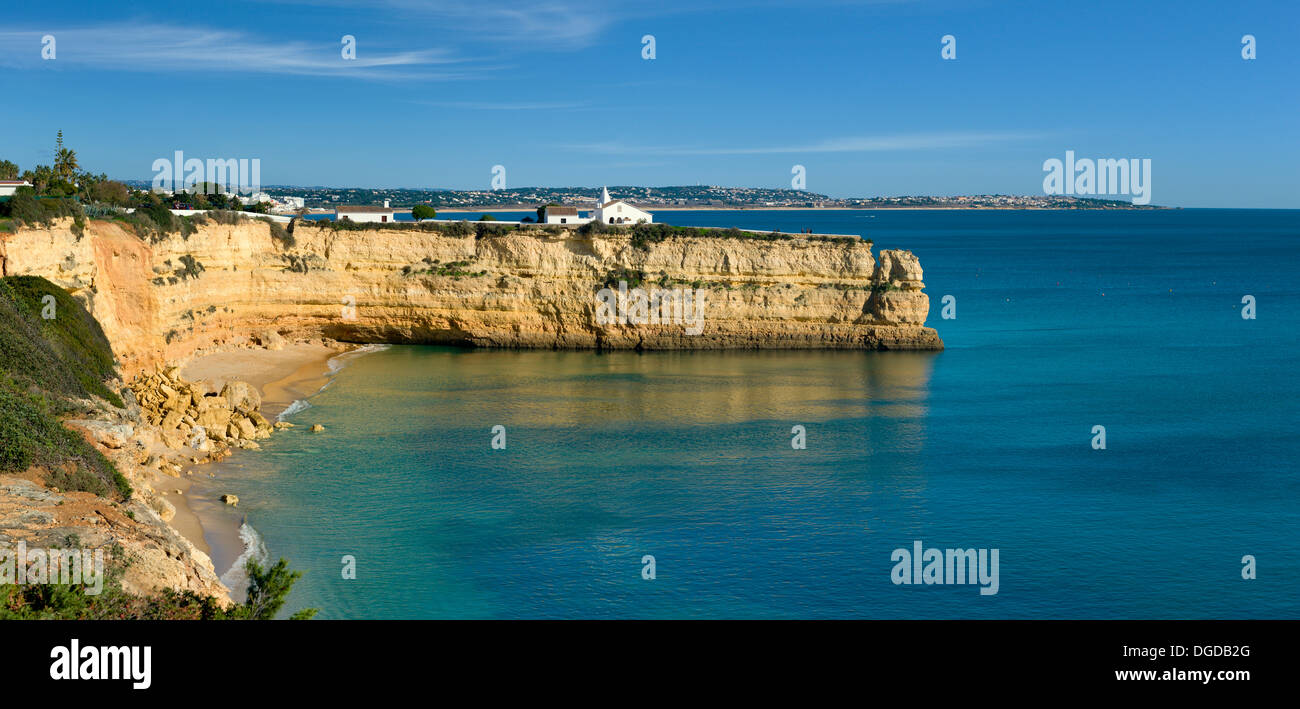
[0,23,473,80]
[270,0,622,47]
[564,132,1041,155]
[412,100,592,111]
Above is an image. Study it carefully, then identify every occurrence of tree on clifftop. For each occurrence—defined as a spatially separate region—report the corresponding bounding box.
[0,160,18,180]
[54,130,79,182]
[412,204,436,221]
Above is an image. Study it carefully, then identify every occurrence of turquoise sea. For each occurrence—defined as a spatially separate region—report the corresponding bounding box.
[202,209,1299,618]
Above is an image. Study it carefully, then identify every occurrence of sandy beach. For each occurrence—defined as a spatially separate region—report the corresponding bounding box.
[160,342,351,584]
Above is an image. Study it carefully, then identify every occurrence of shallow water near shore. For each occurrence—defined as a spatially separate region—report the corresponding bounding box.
[208,209,1299,618]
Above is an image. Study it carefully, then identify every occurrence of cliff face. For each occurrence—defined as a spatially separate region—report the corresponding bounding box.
[2,218,941,377]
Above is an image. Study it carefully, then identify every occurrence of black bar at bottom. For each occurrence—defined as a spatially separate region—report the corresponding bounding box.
[0,620,1286,695]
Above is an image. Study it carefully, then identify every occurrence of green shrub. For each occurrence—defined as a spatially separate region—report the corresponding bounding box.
[0,376,131,499]
[142,202,177,234]
[600,266,647,289]
[0,555,315,620]
[261,218,294,248]
[444,220,473,237]
[176,254,205,280]
[207,209,246,225]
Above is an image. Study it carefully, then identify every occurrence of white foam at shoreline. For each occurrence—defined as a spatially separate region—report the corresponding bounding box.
[327,343,390,373]
[218,344,390,598]
[277,344,387,420]
[220,520,269,601]
[277,398,312,421]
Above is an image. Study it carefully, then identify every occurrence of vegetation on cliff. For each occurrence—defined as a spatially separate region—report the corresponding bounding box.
[0,132,291,245]
[1,554,316,620]
[0,276,131,499]
[577,220,862,250]
[0,276,314,618]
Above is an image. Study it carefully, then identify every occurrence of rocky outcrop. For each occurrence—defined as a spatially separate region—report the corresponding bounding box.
[0,477,229,600]
[1,217,941,379]
[128,366,275,451]
[3,361,282,605]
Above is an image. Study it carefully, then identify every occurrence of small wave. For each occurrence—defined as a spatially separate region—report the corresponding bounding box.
[277,398,312,421]
[220,520,270,600]
[327,343,390,374]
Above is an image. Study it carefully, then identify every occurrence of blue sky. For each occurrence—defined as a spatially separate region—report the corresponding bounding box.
[0,0,1295,207]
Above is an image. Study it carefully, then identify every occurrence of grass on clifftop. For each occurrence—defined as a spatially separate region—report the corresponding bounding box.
[0,276,131,499]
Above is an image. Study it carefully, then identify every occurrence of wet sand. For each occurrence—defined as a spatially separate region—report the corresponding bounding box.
[166,343,351,582]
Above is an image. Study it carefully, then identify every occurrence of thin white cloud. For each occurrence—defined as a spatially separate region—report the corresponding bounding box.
[270,0,621,47]
[564,132,1041,155]
[413,100,592,111]
[0,23,473,80]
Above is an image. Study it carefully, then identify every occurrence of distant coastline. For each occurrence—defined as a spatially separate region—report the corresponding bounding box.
[118,181,1168,212]
[433,205,1176,213]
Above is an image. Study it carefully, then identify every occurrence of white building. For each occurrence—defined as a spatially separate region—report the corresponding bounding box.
[336,200,397,223]
[242,192,306,213]
[593,186,652,224]
[0,180,32,197]
[541,205,585,225]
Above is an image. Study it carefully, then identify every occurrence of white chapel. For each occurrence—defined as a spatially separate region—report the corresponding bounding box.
[592,186,653,225]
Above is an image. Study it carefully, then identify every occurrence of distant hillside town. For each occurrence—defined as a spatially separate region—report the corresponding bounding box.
[120,182,1165,213]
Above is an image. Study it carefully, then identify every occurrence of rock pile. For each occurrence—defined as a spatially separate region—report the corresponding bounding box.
[129,366,275,450]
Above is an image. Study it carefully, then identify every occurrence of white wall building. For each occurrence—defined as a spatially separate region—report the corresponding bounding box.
[242,192,306,212]
[593,186,652,224]
[336,199,397,223]
[0,180,32,198]
[541,205,587,225]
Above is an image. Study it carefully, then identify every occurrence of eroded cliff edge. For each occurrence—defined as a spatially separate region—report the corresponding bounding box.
[3,218,942,377]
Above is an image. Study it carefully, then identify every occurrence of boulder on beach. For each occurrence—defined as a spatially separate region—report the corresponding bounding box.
[310,424,325,433]
[221,381,262,415]
[253,330,287,351]
[233,415,258,440]
[196,406,232,431]
[220,494,239,507]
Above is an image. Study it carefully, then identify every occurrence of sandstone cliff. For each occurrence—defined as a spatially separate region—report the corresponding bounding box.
[0,215,942,605]
[2,217,941,378]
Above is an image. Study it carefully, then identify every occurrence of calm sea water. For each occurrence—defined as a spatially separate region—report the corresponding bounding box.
[205,209,1300,618]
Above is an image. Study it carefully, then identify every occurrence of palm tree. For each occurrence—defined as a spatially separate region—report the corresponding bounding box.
[54,130,79,182]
